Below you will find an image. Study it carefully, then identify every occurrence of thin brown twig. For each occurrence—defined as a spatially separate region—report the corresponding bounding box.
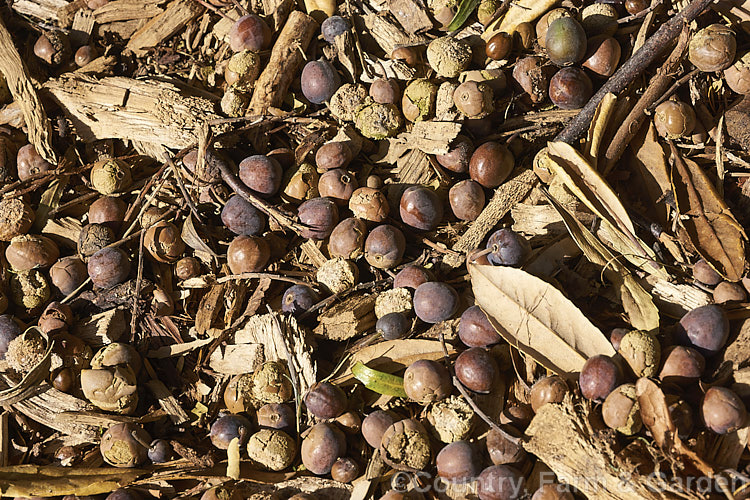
[617,0,663,24]
[648,68,700,112]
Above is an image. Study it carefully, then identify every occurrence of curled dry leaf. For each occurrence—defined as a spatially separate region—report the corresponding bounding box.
[482,0,557,40]
[181,213,219,258]
[0,465,144,496]
[583,93,617,169]
[469,263,615,376]
[546,190,659,333]
[669,142,746,282]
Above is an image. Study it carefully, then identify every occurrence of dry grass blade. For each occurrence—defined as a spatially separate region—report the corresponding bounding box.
[469,263,615,376]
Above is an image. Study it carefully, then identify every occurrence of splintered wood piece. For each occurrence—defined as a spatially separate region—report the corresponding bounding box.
[145,379,189,424]
[42,216,83,250]
[387,0,432,34]
[11,0,69,23]
[0,17,57,164]
[363,13,429,55]
[93,0,165,24]
[208,343,264,374]
[126,0,203,56]
[314,294,377,341]
[72,308,127,347]
[248,11,318,113]
[300,240,328,268]
[58,0,87,28]
[444,169,537,267]
[43,74,228,149]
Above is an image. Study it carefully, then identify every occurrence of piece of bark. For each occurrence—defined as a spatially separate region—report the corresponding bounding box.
[93,0,165,24]
[300,240,328,268]
[387,0,432,34]
[396,148,434,184]
[208,343,264,374]
[126,0,203,56]
[642,275,712,318]
[511,202,594,242]
[74,55,119,75]
[403,120,462,156]
[58,0,87,28]
[72,308,127,347]
[363,13,429,55]
[11,0,69,23]
[263,0,295,31]
[43,75,228,149]
[70,9,95,46]
[444,169,537,267]
[248,11,318,114]
[314,294,376,341]
[145,379,189,424]
[42,216,83,250]
[0,412,7,467]
[0,101,25,129]
[0,18,57,164]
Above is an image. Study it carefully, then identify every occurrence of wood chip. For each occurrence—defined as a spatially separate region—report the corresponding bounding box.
[403,120,462,156]
[314,294,377,341]
[387,0,432,34]
[126,0,203,55]
[11,0,69,23]
[208,343,264,374]
[72,308,127,347]
[93,0,165,24]
[145,379,189,424]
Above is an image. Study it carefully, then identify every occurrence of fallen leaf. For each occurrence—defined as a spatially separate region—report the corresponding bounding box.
[181,214,219,259]
[351,361,407,397]
[669,143,746,281]
[469,263,615,376]
[0,465,144,496]
[482,0,556,40]
[584,93,617,169]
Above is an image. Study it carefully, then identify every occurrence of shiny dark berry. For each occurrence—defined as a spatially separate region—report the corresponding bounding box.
[361,410,395,448]
[400,185,443,231]
[282,284,319,315]
[318,168,358,205]
[450,180,485,221]
[148,439,172,463]
[329,217,367,259]
[702,386,746,434]
[210,414,252,449]
[579,355,621,401]
[88,248,130,289]
[549,67,592,109]
[486,32,512,60]
[364,224,405,269]
[469,142,514,188]
[376,311,410,340]
[459,305,501,347]
[316,142,353,171]
[229,14,272,52]
[529,376,568,412]
[486,229,530,267]
[300,422,346,475]
[305,381,347,419]
[674,304,729,356]
[455,347,497,393]
[321,15,351,43]
[477,465,525,500]
[436,135,473,173]
[330,457,359,483]
[659,346,705,386]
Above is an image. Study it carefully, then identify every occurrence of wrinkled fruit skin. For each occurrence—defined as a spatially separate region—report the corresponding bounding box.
[100,423,151,467]
[674,304,729,356]
[403,359,452,403]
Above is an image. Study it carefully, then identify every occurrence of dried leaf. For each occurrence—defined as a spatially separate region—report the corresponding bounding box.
[33,178,67,232]
[469,264,615,376]
[351,361,407,397]
[669,143,746,281]
[546,192,659,332]
[584,93,617,169]
[629,122,671,225]
[181,214,219,258]
[0,465,144,496]
[483,0,556,40]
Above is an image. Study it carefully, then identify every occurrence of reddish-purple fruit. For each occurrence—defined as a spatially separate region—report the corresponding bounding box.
[221,195,266,236]
[50,256,88,295]
[88,248,130,289]
[609,327,628,351]
[370,78,401,104]
[361,410,395,448]
[549,67,592,109]
[486,229,530,267]
[455,347,497,393]
[659,346,705,386]
[477,465,526,500]
[364,224,405,269]
[469,142,514,188]
[436,441,480,484]
[229,14,272,52]
[331,457,359,483]
[301,60,341,104]
[318,169,358,205]
[437,135,473,173]
[16,144,52,181]
[529,376,568,412]
[238,155,282,197]
[282,284,319,315]
[89,197,126,229]
[210,414,252,449]
[316,142,353,171]
[304,381,347,419]
[393,265,432,290]
[674,304,729,356]
[403,359,452,403]
[458,305,501,347]
[400,186,443,231]
[298,197,339,240]
[450,180,485,221]
[579,355,621,401]
[301,423,346,475]
[413,282,459,323]
[701,386,747,434]
[74,45,98,67]
[486,427,526,466]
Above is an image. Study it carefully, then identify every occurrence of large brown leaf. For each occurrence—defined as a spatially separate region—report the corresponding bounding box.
[469,264,615,376]
[670,143,746,281]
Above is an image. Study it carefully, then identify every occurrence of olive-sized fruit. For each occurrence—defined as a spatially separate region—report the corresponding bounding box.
[376,311,410,340]
[404,359,452,403]
[364,224,405,269]
[78,223,116,262]
[227,235,270,274]
[90,159,132,195]
[100,423,151,467]
[210,414,252,449]
[316,141,353,172]
[321,15,351,43]
[5,234,59,271]
[693,258,722,286]
[221,195,266,236]
[107,489,143,500]
[579,355,621,401]
[304,381,347,419]
[477,465,525,500]
[229,14,271,52]
[454,81,494,118]
[609,327,628,351]
[450,179,485,221]
[224,373,253,413]
[257,403,295,429]
[470,142,514,188]
[88,248,130,289]
[282,285,319,315]
[331,457,359,482]
[459,305,501,347]
[394,265,432,290]
[380,418,431,471]
[437,135,473,173]
[436,441,479,484]
[349,187,389,222]
[16,144,53,181]
[583,36,620,77]
[400,186,443,231]
[33,30,71,66]
[654,100,696,139]
[251,361,293,404]
[370,78,400,104]
[486,229,530,267]
[618,330,660,377]
[298,197,339,240]
[426,36,472,78]
[545,17,586,66]
[335,410,361,435]
[402,79,438,122]
[301,60,341,104]
[668,398,695,438]
[624,0,648,14]
[725,51,750,94]
[531,484,574,500]
[499,404,533,427]
[486,32,512,60]
[148,439,172,463]
[301,422,346,475]
[80,365,138,413]
[602,383,642,435]
[659,346,704,386]
[329,217,367,259]
[486,426,526,466]
[362,410,395,448]
[391,46,419,66]
[714,281,747,303]
[74,45,98,67]
[50,256,87,295]
[535,8,572,48]
[689,24,736,72]
[246,429,297,471]
[455,347,497,393]
[144,221,184,263]
[513,56,548,103]
[89,196,126,229]
[318,169,357,205]
[413,282,459,324]
[702,386,747,434]
[39,301,73,335]
[0,198,34,241]
[549,67,592,109]
[675,304,729,356]
[239,155,282,197]
[530,376,568,412]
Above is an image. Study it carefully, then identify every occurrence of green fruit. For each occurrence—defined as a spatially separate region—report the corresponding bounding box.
[545,17,587,66]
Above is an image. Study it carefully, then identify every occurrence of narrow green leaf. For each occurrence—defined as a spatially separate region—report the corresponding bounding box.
[351,361,407,398]
[446,0,480,32]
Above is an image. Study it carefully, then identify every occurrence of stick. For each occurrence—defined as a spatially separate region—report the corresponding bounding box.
[554,0,713,145]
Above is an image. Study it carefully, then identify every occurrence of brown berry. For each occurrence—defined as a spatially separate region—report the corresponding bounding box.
[702,386,747,434]
[654,100,696,139]
[403,359,452,403]
[486,32,512,60]
[689,24,736,72]
[450,179,485,221]
[469,142,514,188]
[144,221,185,263]
[364,224,405,269]
[349,187,390,222]
[226,235,271,273]
[530,376,568,412]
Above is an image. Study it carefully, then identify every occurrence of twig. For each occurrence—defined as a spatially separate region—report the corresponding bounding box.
[216,272,310,286]
[617,0,663,23]
[648,68,700,112]
[131,229,146,337]
[555,0,713,146]
[168,157,203,224]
